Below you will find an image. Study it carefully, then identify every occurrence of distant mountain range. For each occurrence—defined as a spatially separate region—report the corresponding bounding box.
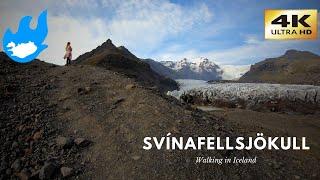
[73,40,320,86]
[239,50,320,86]
[142,58,250,81]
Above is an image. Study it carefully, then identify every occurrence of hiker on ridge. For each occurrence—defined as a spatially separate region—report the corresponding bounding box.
[64,42,72,65]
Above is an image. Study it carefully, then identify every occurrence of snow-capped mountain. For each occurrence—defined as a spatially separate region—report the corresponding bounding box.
[143,57,250,81]
[160,57,222,80]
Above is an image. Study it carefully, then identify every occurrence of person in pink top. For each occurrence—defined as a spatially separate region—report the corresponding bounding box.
[64,42,72,65]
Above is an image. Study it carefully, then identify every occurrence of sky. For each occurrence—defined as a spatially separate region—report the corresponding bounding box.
[0,0,319,65]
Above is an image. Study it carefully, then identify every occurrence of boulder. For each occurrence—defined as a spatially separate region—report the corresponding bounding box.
[125,84,135,90]
[39,162,58,180]
[74,138,91,147]
[56,136,74,149]
[60,167,73,177]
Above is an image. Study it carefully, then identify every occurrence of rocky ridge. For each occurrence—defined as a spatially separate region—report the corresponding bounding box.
[239,50,320,85]
[74,39,178,92]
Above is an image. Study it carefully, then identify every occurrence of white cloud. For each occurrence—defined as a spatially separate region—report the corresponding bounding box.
[156,49,199,62]
[243,34,260,44]
[104,0,212,54]
[65,0,99,8]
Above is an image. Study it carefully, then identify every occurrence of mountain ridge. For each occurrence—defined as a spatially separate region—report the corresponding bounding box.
[144,58,250,80]
[239,49,320,85]
[74,39,178,92]
[148,57,222,80]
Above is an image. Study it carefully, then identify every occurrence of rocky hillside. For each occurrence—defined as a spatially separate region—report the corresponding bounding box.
[239,50,320,85]
[74,39,178,92]
[0,53,86,179]
[2,52,320,179]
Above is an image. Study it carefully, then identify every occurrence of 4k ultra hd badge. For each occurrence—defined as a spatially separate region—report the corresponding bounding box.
[265,9,318,40]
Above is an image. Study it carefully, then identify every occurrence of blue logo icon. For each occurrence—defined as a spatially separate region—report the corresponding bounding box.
[2,10,48,63]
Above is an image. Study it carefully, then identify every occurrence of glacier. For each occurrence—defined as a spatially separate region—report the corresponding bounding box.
[168,80,320,113]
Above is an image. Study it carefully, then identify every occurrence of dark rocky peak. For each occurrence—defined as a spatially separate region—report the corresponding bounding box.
[106,39,112,44]
[282,49,319,60]
[98,39,118,51]
[74,39,178,92]
[74,38,121,63]
[284,49,300,55]
[118,45,127,51]
[117,45,137,59]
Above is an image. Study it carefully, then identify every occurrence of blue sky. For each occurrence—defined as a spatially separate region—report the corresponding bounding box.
[0,0,319,65]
